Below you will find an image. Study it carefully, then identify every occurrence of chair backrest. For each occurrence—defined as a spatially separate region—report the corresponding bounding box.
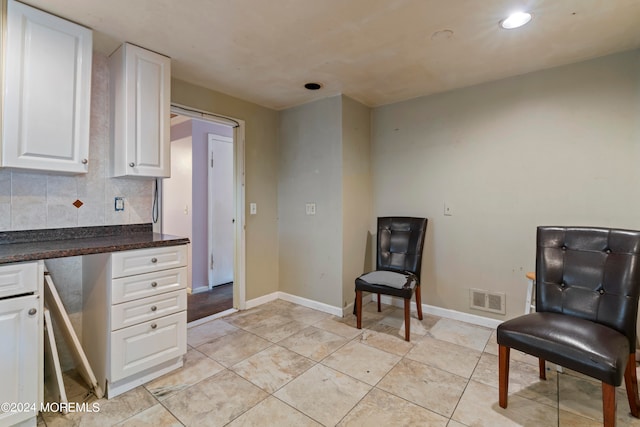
[536,226,640,348]
[377,217,428,278]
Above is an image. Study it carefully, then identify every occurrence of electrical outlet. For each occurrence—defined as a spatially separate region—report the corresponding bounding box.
[305,203,316,215]
[114,197,125,211]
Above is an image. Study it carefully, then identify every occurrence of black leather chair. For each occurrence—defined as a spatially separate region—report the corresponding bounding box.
[355,217,427,341]
[497,226,640,427]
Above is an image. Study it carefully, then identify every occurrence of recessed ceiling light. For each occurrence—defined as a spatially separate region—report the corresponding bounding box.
[304,82,322,90]
[500,11,532,29]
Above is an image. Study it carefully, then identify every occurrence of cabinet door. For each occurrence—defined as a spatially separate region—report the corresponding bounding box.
[0,295,39,426]
[112,43,170,178]
[110,311,186,382]
[2,0,92,174]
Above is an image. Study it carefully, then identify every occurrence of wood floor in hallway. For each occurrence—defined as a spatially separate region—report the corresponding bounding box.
[187,283,233,322]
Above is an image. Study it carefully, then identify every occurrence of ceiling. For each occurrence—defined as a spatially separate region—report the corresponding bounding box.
[19,0,640,110]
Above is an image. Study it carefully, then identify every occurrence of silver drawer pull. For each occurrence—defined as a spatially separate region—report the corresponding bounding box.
[151,323,157,329]
[151,257,158,263]
[129,162,135,167]
[150,305,157,312]
[82,158,88,164]
[151,281,158,288]
[28,308,37,316]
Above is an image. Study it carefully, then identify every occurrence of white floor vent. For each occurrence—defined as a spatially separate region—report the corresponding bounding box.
[469,288,506,314]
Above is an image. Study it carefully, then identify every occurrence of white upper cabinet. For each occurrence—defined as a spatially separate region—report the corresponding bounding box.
[110,43,171,178]
[2,0,92,174]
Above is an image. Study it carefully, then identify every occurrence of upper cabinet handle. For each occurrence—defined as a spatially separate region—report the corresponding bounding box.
[82,158,88,164]
[129,162,135,167]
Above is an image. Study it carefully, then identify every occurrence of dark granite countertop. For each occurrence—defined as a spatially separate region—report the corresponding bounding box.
[0,224,190,264]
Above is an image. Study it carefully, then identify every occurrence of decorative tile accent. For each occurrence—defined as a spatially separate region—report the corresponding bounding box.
[73,199,84,208]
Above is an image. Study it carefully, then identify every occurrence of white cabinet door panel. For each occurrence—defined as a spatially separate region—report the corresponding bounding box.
[3,0,92,173]
[110,311,186,382]
[110,43,170,177]
[0,295,39,426]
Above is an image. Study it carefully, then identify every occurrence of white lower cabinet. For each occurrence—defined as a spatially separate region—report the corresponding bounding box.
[82,246,187,398]
[0,262,43,427]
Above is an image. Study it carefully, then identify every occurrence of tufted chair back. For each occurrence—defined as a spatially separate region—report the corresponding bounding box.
[377,217,427,278]
[536,226,640,349]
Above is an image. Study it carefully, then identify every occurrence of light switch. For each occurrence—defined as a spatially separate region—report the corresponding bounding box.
[250,203,257,215]
[444,202,453,216]
[306,203,316,215]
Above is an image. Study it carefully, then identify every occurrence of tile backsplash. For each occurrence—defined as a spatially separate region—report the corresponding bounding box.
[0,53,154,231]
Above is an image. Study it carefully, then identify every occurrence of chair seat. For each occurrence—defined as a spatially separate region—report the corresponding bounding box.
[497,312,630,385]
[355,270,417,299]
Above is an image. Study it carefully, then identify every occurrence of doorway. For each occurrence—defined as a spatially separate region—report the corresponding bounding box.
[160,105,246,323]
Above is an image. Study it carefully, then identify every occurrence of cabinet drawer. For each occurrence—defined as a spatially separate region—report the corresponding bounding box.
[0,262,38,299]
[111,245,187,278]
[111,267,187,304]
[110,311,186,382]
[111,290,186,331]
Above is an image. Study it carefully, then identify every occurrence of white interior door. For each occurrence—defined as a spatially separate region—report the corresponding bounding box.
[208,134,234,287]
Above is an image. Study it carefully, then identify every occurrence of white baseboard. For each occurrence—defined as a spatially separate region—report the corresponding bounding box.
[187,308,238,328]
[240,291,501,329]
[245,291,279,310]
[278,292,344,317]
[375,294,502,329]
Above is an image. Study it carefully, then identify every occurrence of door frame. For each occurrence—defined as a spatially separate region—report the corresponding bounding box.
[156,103,246,310]
[207,133,234,289]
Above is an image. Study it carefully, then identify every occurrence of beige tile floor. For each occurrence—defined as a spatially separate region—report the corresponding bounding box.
[41,299,640,426]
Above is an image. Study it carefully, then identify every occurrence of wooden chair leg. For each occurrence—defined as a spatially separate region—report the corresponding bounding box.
[602,382,616,427]
[415,286,423,320]
[624,353,640,417]
[539,358,547,380]
[356,290,363,329]
[377,293,381,312]
[499,345,510,408]
[403,297,410,341]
